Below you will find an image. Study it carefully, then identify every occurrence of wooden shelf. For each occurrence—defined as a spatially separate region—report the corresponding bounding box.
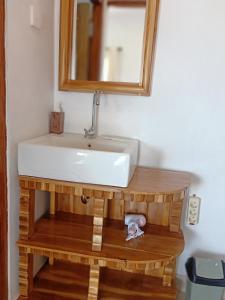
[18,212,184,267]
[19,167,191,196]
[18,168,190,299]
[18,260,177,300]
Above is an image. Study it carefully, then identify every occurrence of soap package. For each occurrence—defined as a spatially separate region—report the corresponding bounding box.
[125,214,146,241]
[49,112,64,134]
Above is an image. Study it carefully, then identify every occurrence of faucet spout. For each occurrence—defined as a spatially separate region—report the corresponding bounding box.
[84,92,101,138]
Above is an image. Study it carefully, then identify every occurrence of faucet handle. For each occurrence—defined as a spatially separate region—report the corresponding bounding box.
[84,128,88,136]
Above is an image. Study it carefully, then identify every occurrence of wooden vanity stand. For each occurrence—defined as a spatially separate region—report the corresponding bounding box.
[17,167,191,300]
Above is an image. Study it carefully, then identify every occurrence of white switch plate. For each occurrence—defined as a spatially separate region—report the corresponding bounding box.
[187,195,201,225]
[30,1,42,29]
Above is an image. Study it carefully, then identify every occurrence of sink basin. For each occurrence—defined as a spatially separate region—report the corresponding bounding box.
[18,133,139,187]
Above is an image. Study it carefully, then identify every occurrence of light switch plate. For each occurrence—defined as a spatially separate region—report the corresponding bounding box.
[187,195,201,225]
[30,1,42,29]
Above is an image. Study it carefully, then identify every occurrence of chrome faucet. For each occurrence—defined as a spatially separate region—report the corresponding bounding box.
[84,92,101,138]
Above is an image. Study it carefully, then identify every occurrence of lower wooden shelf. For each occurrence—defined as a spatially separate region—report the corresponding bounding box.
[18,212,184,270]
[18,260,177,300]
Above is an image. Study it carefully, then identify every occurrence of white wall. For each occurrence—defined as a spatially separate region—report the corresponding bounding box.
[6,0,54,299]
[55,0,225,279]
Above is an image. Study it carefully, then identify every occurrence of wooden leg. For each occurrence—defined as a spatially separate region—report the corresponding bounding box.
[162,262,175,287]
[169,192,184,232]
[50,192,56,215]
[88,264,100,300]
[92,198,105,252]
[19,248,33,297]
[49,256,54,266]
[19,189,35,240]
[49,192,56,264]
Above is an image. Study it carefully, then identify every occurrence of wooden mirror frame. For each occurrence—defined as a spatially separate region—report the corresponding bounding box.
[59,0,159,96]
[0,1,8,299]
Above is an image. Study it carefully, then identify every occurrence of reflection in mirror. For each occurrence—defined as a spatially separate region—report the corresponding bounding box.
[71,0,146,83]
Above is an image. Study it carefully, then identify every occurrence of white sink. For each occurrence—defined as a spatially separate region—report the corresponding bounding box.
[18,133,139,187]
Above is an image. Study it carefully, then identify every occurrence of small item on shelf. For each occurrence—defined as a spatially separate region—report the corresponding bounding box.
[125,214,146,241]
[50,104,64,134]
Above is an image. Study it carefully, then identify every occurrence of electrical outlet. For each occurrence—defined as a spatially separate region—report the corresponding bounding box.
[187,195,201,225]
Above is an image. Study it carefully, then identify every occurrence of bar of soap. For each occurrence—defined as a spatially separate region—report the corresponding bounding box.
[50,112,64,134]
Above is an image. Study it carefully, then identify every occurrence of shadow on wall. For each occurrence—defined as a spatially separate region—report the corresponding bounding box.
[138,142,163,168]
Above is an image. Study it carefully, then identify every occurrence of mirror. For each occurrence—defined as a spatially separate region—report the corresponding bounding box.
[59,0,159,95]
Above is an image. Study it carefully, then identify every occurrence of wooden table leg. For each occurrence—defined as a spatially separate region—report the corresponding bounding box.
[19,189,35,240]
[49,255,54,266]
[88,264,100,300]
[49,192,56,266]
[169,192,184,232]
[92,198,105,252]
[19,247,33,297]
[50,191,56,215]
[162,262,175,287]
